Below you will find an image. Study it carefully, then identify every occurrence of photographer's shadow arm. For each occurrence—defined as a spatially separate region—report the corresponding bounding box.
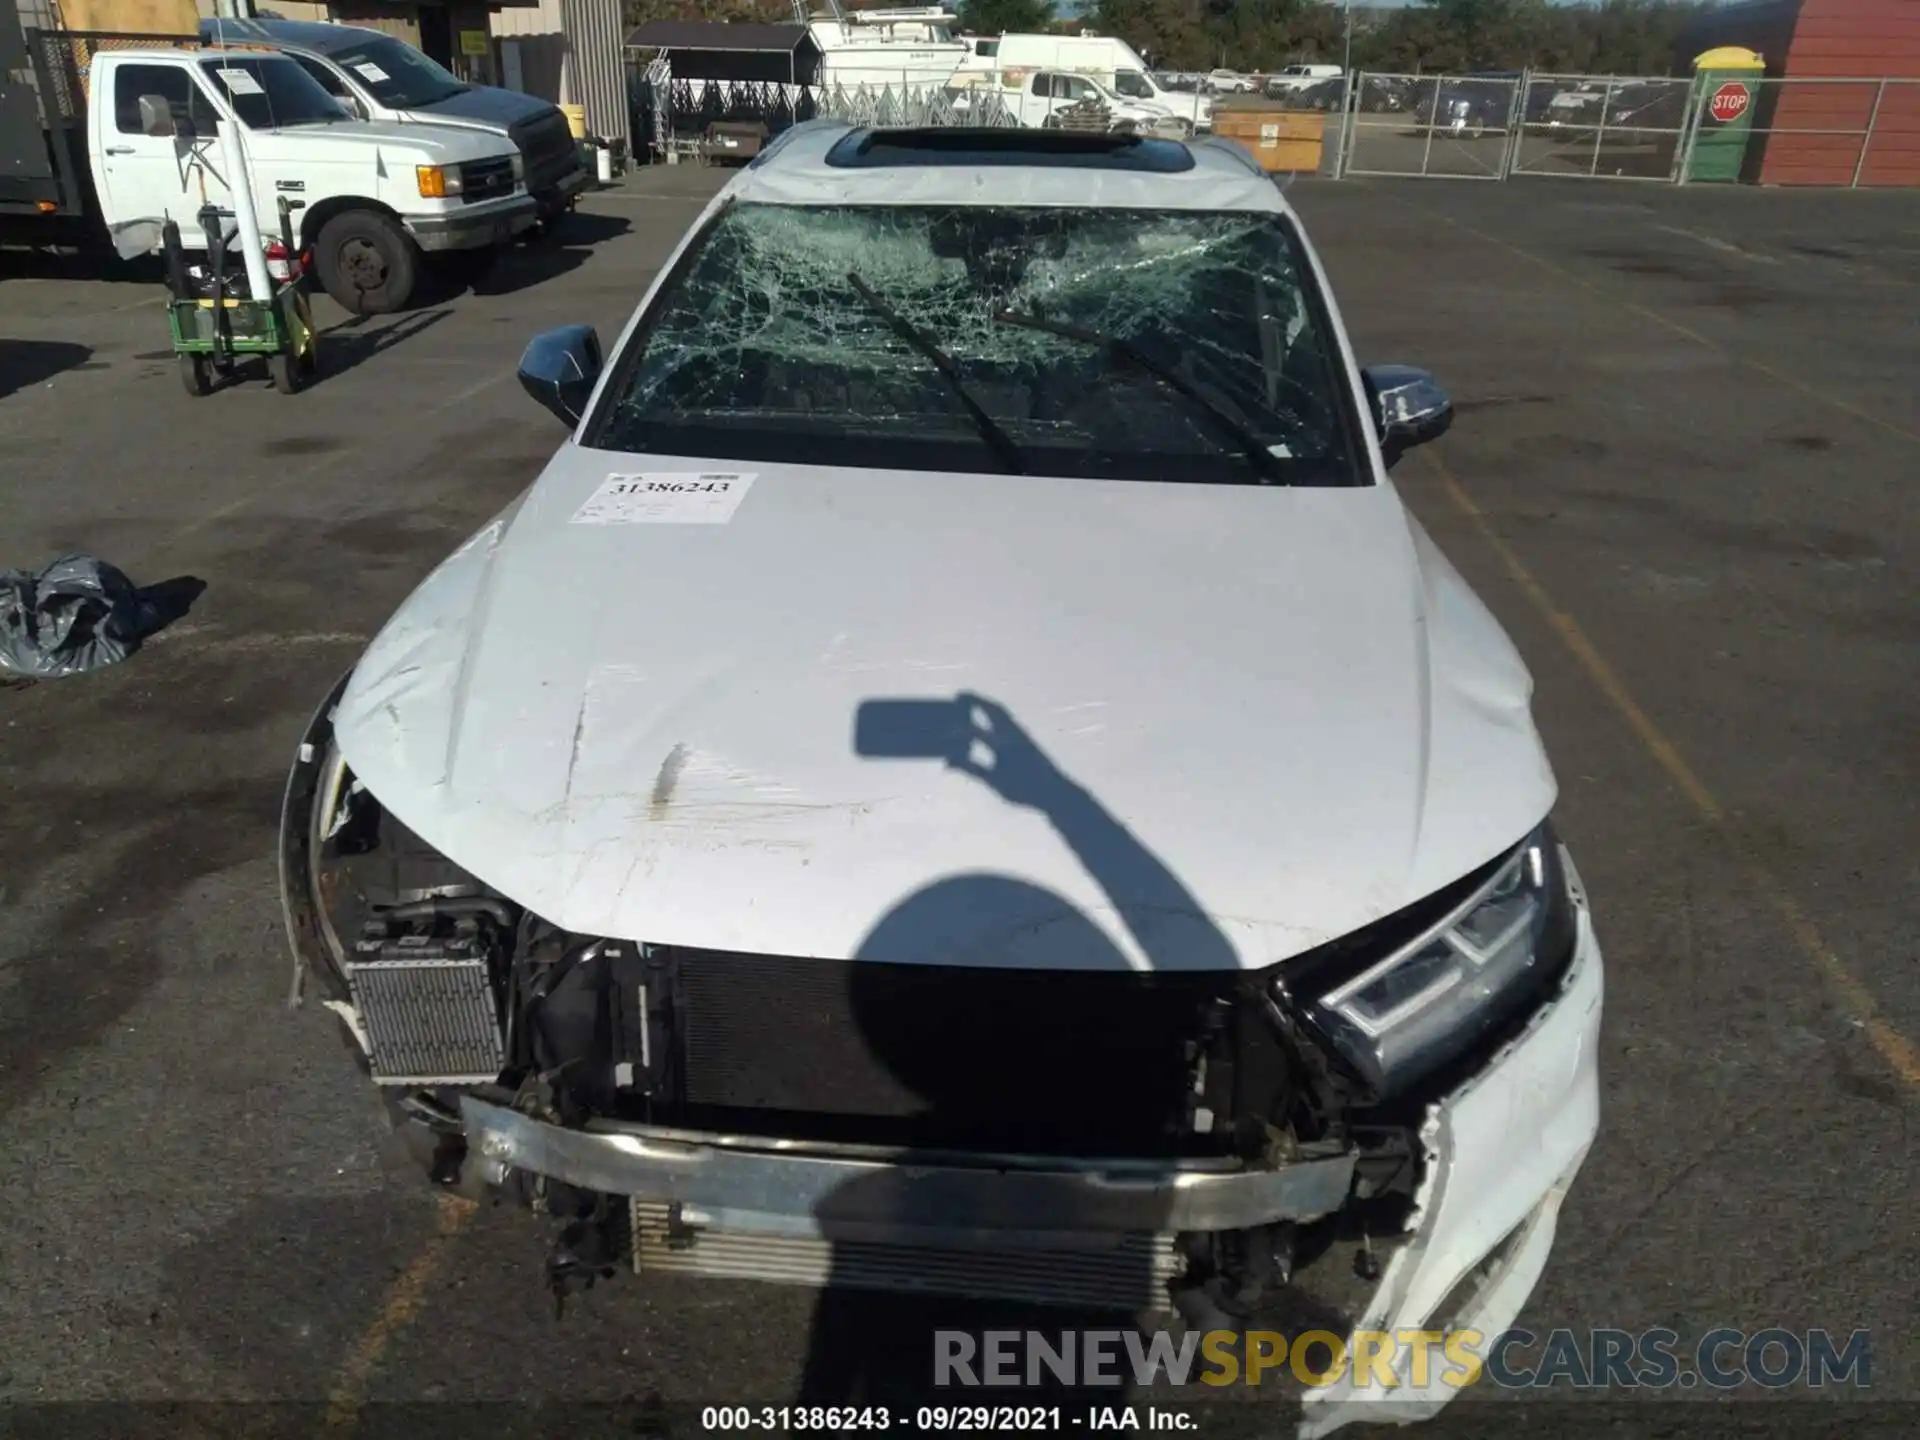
[946,694,1239,973]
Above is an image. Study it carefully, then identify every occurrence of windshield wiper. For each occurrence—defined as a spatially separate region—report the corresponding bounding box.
[846,271,1025,475]
[994,309,1285,483]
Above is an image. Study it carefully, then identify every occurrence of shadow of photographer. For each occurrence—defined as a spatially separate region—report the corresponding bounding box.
[795,694,1241,1412]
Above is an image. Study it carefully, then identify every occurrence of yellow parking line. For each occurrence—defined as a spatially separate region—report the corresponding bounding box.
[1392,198,1920,448]
[1429,451,1920,1092]
[320,1193,477,1436]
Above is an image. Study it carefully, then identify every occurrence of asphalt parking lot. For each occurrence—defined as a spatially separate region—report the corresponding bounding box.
[1,169,1916,1436]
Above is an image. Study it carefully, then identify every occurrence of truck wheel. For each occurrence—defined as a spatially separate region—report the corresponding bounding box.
[179,354,212,397]
[315,210,417,315]
[531,195,572,242]
[268,352,303,395]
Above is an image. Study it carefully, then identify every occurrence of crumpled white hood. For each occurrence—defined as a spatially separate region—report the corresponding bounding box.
[334,450,1554,971]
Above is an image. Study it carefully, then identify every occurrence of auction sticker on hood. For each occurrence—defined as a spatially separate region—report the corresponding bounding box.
[571,472,757,525]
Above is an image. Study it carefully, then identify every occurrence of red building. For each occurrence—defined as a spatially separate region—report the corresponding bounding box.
[1680,0,1920,186]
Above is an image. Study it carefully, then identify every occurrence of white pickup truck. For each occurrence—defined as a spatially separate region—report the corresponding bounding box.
[88,47,535,313]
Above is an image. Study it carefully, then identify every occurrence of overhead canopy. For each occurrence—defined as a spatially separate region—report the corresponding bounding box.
[627,21,824,87]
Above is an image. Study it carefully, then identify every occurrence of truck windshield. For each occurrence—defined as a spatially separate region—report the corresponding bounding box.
[589,203,1364,487]
[329,37,470,108]
[200,57,351,128]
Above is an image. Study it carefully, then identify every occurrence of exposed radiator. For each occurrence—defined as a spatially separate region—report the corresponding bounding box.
[347,928,504,1085]
[632,1201,1182,1310]
[670,946,1235,1156]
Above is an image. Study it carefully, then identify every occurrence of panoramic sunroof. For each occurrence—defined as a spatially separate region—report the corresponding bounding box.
[824,127,1197,173]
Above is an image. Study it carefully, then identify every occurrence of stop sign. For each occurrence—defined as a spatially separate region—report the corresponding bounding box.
[1709,81,1751,123]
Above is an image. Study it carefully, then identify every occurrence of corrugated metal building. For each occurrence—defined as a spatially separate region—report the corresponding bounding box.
[488,0,627,147]
[1680,0,1920,185]
[490,0,567,106]
[234,1,528,82]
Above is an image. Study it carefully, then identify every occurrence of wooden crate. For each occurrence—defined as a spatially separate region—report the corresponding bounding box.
[1209,104,1327,173]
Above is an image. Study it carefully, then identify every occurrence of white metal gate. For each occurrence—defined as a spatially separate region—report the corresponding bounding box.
[1508,73,1699,182]
[1337,73,1522,180]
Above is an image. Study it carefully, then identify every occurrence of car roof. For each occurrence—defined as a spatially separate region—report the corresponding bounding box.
[199,17,385,54]
[728,123,1296,215]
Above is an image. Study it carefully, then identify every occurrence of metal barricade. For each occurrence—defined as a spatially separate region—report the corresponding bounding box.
[1338,72,1520,179]
[1509,74,1696,182]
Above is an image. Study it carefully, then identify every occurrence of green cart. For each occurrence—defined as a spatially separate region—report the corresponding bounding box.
[165,198,321,398]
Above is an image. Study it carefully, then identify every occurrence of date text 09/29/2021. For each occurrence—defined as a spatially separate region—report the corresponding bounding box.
[700,1408,1194,1432]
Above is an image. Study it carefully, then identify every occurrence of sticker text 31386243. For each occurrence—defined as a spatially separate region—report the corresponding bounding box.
[570,473,757,526]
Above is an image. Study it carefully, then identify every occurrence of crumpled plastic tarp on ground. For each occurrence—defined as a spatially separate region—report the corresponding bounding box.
[0,554,159,678]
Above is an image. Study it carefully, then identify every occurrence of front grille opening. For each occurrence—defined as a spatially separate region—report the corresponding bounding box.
[658,947,1258,1159]
[461,158,516,204]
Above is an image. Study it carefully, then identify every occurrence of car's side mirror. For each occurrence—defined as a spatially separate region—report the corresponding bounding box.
[138,94,182,138]
[1363,364,1453,467]
[518,324,602,426]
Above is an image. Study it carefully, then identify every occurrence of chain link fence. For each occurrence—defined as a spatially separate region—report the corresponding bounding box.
[1329,68,1919,187]
[1338,73,1520,179]
[1511,74,1694,181]
[1677,76,1920,188]
[626,59,1919,186]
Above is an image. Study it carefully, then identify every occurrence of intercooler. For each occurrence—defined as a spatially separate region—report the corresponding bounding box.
[632,1201,1183,1310]
[347,927,505,1085]
[668,947,1240,1157]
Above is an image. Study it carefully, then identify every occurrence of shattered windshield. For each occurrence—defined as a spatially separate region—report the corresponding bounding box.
[590,203,1364,485]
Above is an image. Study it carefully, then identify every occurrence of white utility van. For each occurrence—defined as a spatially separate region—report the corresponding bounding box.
[948,67,1185,135]
[88,48,535,313]
[1267,63,1343,91]
[956,32,1211,131]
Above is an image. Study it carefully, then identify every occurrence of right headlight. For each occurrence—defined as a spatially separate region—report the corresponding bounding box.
[1298,822,1577,1101]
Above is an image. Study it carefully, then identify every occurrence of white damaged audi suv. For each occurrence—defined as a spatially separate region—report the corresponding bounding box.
[280,124,1603,1433]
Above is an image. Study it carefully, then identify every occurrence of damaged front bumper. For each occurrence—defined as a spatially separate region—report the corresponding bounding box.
[462,1096,1359,1237]
[1300,871,1603,1434]
[458,871,1603,1434]
[463,1100,1359,1311]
